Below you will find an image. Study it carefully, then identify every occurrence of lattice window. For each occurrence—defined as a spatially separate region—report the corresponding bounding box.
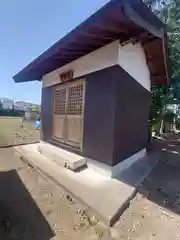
[67,84,84,115]
[54,88,66,115]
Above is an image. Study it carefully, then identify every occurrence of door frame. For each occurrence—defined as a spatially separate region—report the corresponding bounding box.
[52,79,85,151]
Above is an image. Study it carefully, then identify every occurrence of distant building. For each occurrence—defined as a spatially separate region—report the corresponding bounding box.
[0,98,13,110]
[0,98,40,112]
[15,101,40,112]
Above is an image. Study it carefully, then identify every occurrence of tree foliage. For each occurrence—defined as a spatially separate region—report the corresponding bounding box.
[144,0,180,132]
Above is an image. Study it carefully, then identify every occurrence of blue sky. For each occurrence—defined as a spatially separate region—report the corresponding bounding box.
[0,0,110,104]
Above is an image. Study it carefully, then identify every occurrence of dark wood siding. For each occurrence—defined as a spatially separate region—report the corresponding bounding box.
[113,67,151,165]
[83,66,151,166]
[41,65,151,167]
[41,86,53,141]
[83,66,118,165]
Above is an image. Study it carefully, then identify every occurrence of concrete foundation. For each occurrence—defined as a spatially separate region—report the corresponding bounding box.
[38,141,86,171]
[87,149,147,178]
[39,141,146,178]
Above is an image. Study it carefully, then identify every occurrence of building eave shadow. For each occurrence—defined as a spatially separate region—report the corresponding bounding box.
[0,170,54,240]
[139,141,180,216]
[116,139,180,217]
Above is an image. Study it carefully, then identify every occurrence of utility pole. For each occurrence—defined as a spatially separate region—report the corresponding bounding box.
[12,95,15,110]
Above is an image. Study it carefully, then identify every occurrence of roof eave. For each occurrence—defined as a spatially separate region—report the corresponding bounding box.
[13,0,167,84]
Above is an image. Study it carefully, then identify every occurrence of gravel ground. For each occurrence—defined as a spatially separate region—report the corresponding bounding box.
[0,148,111,240]
[114,162,180,239]
[114,142,180,240]
[0,145,180,239]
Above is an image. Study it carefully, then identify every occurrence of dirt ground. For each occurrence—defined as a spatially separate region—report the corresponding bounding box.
[0,148,111,240]
[0,117,40,147]
[0,142,180,239]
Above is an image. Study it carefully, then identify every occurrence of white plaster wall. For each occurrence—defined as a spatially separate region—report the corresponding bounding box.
[43,40,119,88]
[119,43,151,92]
[43,40,151,92]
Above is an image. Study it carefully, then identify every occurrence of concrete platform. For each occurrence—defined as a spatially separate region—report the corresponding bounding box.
[38,141,86,171]
[14,143,160,226]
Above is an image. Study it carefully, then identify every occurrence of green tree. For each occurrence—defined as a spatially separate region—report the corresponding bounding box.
[145,0,180,134]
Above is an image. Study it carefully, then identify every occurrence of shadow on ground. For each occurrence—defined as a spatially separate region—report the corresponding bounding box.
[138,140,180,216]
[0,169,54,240]
[115,137,180,219]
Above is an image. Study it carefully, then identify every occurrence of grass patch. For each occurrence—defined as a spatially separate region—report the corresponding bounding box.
[0,117,40,147]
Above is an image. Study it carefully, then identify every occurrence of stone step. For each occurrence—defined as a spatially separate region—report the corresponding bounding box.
[38,142,86,171]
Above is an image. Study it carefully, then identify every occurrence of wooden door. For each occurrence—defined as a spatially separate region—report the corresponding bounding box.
[53,86,66,142]
[66,82,84,148]
[52,80,85,149]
